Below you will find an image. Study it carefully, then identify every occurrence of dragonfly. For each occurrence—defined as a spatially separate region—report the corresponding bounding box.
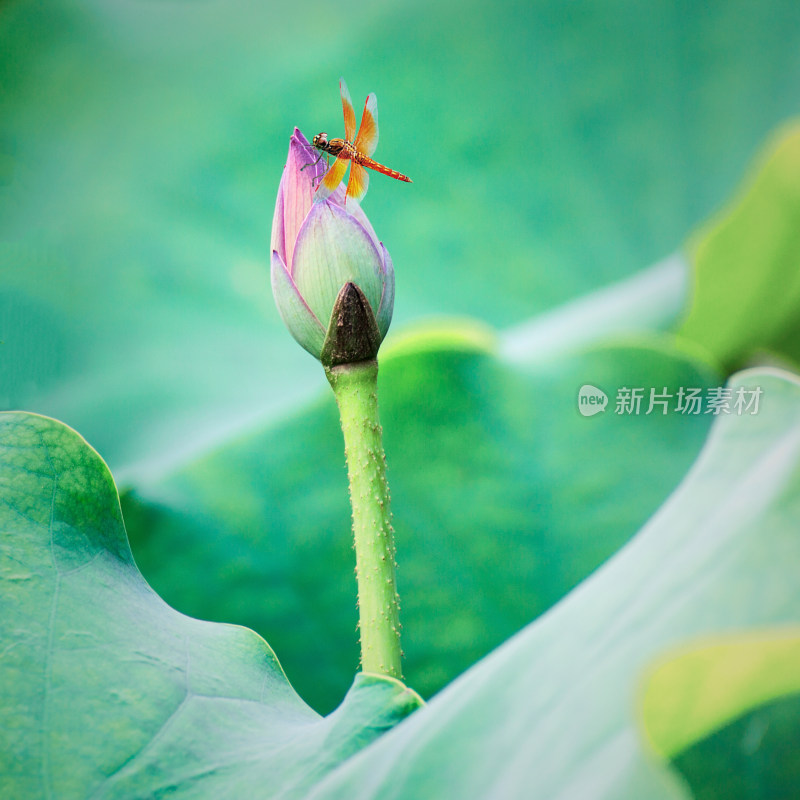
[311,78,411,204]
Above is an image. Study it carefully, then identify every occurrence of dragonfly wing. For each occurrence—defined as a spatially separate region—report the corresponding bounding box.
[339,78,356,142]
[315,156,349,201]
[353,92,378,157]
[346,161,369,203]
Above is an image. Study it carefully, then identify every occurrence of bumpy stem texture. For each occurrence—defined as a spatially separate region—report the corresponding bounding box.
[326,359,401,678]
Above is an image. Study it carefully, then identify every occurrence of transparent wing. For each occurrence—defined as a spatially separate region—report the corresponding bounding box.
[353,92,378,157]
[346,162,369,203]
[315,156,349,201]
[340,78,356,142]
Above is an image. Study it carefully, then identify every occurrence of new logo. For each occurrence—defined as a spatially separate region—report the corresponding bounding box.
[578,385,608,417]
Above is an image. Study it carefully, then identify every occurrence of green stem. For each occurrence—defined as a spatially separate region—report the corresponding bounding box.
[326,358,401,678]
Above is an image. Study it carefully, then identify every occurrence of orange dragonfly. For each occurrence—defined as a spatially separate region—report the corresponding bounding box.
[311,78,411,203]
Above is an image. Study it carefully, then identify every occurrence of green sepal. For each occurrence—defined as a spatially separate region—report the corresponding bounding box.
[320,282,383,367]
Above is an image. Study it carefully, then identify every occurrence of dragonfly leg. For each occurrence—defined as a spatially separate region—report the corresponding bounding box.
[309,155,331,188]
[300,151,325,173]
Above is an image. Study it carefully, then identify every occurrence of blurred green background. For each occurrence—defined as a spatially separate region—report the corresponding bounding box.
[3,0,800,720]
[3,0,800,473]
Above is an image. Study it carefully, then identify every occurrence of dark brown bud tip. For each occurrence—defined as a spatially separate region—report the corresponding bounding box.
[320,282,382,367]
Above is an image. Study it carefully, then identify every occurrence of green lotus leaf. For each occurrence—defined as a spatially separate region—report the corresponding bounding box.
[641,629,800,760]
[0,412,421,799]
[680,123,800,370]
[305,369,800,799]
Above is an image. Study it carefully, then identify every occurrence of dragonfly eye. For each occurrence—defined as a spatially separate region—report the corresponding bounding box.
[313,132,328,148]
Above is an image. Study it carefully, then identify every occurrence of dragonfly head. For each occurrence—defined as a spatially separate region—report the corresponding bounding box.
[312,132,328,150]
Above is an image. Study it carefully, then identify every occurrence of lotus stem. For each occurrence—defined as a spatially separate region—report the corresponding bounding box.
[326,358,402,678]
